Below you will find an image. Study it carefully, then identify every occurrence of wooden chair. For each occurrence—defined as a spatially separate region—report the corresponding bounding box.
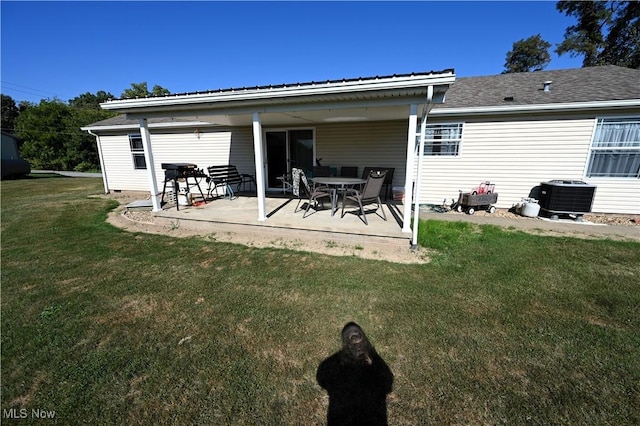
[341,170,388,225]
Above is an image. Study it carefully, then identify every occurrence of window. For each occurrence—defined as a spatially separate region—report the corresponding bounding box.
[416,123,463,156]
[586,117,640,178]
[129,134,146,170]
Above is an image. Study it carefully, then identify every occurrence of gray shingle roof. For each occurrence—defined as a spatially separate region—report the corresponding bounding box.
[434,65,640,110]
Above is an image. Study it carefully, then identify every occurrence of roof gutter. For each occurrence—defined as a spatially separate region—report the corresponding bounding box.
[431,99,640,117]
[81,120,219,132]
[100,73,456,111]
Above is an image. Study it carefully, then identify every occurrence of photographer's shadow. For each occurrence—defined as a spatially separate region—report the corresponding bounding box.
[316,322,394,426]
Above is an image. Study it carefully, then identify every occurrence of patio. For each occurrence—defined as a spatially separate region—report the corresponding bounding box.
[151,192,414,254]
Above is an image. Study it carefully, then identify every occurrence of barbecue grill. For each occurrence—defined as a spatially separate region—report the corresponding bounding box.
[160,163,207,210]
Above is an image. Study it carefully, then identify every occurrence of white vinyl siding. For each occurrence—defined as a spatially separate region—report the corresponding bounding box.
[100,134,149,191]
[150,130,232,188]
[315,121,408,188]
[413,117,640,214]
[94,116,639,214]
[99,129,255,192]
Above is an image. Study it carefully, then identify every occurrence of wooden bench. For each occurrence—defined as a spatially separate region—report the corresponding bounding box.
[206,165,256,199]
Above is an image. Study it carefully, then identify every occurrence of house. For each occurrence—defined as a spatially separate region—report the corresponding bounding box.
[83,69,455,239]
[1,131,31,179]
[82,65,640,227]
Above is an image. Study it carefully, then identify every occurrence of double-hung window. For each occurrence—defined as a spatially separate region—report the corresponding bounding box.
[416,123,463,156]
[586,117,640,178]
[129,134,146,170]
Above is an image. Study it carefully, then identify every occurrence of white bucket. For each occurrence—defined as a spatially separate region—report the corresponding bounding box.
[521,200,540,217]
[177,188,191,206]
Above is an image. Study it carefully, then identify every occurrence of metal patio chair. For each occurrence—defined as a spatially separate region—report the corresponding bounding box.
[312,166,331,177]
[362,167,394,200]
[341,170,388,225]
[340,166,359,177]
[292,168,332,218]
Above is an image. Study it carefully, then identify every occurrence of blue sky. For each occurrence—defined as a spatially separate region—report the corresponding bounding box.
[1,1,583,104]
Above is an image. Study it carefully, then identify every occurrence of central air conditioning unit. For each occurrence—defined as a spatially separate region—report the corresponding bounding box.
[538,180,597,220]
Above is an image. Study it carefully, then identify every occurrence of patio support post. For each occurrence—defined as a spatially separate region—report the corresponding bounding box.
[402,104,418,233]
[252,112,266,221]
[411,86,433,248]
[139,118,161,212]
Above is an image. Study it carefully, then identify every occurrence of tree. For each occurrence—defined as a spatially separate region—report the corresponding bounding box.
[15,100,72,170]
[67,91,117,171]
[14,94,114,171]
[556,0,640,68]
[504,34,552,73]
[68,90,114,110]
[1,94,21,133]
[120,82,170,99]
[598,1,640,68]
[65,107,107,171]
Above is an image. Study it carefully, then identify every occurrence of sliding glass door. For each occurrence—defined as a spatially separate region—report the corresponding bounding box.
[265,129,314,190]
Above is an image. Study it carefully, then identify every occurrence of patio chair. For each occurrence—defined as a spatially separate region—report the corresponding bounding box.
[362,167,394,200]
[340,166,358,177]
[336,166,361,196]
[277,172,293,194]
[312,166,331,177]
[341,170,388,225]
[292,168,332,218]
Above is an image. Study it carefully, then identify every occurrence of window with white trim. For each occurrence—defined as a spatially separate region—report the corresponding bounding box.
[129,134,146,170]
[416,123,463,156]
[586,117,640,178]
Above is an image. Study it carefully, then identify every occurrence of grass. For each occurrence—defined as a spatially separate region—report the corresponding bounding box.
[2,175,639,425]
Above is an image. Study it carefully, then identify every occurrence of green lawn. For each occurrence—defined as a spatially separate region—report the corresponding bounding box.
[2,176,639,425]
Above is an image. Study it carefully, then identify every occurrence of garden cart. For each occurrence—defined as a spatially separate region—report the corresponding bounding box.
[454,191,498,215]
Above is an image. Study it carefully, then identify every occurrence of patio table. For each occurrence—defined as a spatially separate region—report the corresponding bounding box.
[310,176,367,217]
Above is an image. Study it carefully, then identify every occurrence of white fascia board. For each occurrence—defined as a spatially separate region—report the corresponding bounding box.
[431,99,640,117]
[81,121,217,132]
[122,95,436,121]
[100,73,456,111]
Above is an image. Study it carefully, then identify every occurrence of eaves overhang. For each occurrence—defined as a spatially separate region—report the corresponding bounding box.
[431,99,640,117]
[80,120,219,132]
[100,72,456,115]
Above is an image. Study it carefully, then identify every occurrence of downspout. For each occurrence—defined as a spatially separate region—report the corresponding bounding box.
[87,129,109,194]
[411,85,433,249]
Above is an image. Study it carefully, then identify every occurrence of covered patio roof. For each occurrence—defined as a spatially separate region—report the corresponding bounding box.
[102,70,455,124]
[99,69,456,247]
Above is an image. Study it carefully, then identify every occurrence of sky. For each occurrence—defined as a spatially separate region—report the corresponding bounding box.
[1,1,584,104]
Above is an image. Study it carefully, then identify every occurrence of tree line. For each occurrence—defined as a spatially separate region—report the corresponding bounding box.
[1,1,638,172]
[1,83,169,172]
